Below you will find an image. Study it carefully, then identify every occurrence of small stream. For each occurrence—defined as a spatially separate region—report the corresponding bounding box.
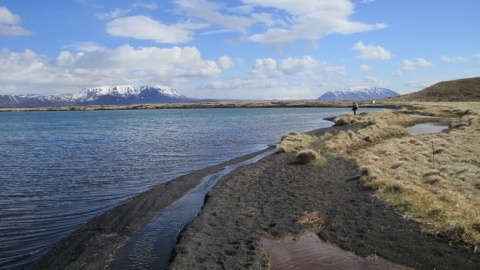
[106,149,276,270]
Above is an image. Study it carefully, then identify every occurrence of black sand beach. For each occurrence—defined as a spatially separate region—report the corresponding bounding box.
[32,124,480,270]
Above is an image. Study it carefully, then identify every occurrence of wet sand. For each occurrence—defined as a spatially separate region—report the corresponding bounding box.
[32,124,480,270]
[31,148,274,270]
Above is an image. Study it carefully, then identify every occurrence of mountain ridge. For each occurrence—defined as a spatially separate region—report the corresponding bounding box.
[318,87,399,101]
[0,85,197,107]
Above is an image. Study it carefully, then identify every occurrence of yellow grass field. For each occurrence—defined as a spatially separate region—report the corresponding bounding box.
[283,102,480,251]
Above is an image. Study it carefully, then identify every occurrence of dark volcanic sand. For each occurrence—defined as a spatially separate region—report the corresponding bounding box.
[32,124,480,270]
[169,126,480,270]
[31,148,274,270]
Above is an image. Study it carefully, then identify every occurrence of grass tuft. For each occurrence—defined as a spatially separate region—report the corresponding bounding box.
[278,132,317,153]
[276,104,480,249]
[309,104,480,249]
[297,212,325,230]
[296,150,319,164]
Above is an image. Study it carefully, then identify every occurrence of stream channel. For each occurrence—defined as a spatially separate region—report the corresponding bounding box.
[106,148,277,270]
[105,116,452,269]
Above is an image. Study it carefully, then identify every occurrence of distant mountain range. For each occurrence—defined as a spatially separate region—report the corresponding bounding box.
[0,85,199,107]
[318,87,399,101]
[2,77,477,107]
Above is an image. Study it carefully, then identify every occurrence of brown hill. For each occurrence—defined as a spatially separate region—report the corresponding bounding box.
[391,77,480,102]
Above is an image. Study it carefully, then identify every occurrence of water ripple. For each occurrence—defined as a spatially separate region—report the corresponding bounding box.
[0,107,379,269]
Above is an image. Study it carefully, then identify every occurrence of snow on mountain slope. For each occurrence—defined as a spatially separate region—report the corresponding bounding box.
[0,85,191,107]
[73,85,182,100]
[318,87,399,101]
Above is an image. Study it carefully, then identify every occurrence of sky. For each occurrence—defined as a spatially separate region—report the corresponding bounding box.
[0,0,479,100]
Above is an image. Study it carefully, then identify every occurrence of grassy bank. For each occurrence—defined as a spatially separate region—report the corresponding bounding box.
[280,102,480,251]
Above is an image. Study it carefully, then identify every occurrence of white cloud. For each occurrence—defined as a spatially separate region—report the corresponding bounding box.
[64,42,105,52]
[226,5,254,14]
[249,56,319,78]
[441,55,467,63]
[360,64,371,71]
[218,55,234,70]
[0,48,346,99]
[0,6,21,24]
[174,0,255,33]
[170,0,386,47]
[0,6,33,36]
[278,56,319,75]
[245,0,387,46]
[322,65,347,77]
[96,2,158,20]
[352,41,392,60]
[250,58,283,78]
[361,76,385,86]
[0,46,223,95]
[56,51,85,67]
[106,15,195,43]
[392,70,403,76]
[96,8,132,20]
[198,78,316,100]
[402,58,433,70]
[191,56,347,99]
[132,2,158,10]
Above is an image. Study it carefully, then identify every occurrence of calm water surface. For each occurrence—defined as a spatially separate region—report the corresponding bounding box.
[0,107,374,269]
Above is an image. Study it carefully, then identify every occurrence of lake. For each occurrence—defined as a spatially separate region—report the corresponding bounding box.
[0,107,376,269]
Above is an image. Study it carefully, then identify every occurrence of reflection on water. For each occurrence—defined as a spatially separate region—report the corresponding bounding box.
[406,123,448,136]
[0,107,382,270]
[406,114,452,136]
[260,232,409,270]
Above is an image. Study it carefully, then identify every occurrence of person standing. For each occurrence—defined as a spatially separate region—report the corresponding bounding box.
[352,102,358,115]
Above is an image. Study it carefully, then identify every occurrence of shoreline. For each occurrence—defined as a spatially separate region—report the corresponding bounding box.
[169,123,480,270]
[0,100,402,112]
[31,112,480,269]
[31,146,275,270]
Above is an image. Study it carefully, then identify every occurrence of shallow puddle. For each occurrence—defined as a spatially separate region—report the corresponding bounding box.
[259,232,409,270]
[406,115,452,136]
[406,123,448,136]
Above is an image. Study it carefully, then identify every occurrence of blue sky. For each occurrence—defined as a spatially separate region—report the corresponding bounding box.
[0,0,479,99]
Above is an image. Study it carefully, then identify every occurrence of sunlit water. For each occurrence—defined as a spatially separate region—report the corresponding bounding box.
[0,107,378,269]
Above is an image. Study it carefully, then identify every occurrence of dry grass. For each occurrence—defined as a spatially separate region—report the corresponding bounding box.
[391,77,480,102]
[323,103,480,250]
[296,150,319,164]
[278,132,317,153]
[278,132,327,165]
[324,110,421,155]
[296,150,327,165]
[297,212,326,231]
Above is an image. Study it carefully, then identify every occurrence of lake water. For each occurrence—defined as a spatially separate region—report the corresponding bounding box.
[0,107,376,269]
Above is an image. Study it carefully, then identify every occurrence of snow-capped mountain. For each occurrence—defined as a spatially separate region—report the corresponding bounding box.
[318,87,400,101]
[73,85,181,100]
[0,85,196,107]
[72,85,187,105]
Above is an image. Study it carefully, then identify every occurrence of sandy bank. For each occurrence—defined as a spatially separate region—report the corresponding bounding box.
[32,118,480,270]
[31,147,274,270]
[169,124,480,270]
